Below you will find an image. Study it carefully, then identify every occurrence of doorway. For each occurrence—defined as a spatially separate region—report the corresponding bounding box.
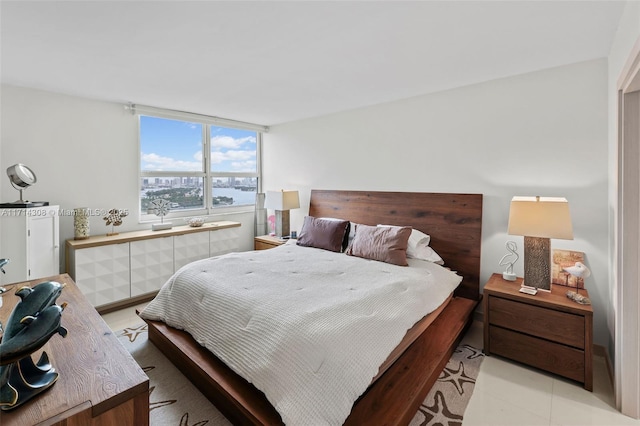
[616,43,640,419]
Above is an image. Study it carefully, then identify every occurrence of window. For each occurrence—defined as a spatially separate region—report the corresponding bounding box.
[209,125,259,208]
[138,112,262,221]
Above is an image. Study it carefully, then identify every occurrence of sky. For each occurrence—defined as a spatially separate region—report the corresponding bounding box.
[139,115,257,173]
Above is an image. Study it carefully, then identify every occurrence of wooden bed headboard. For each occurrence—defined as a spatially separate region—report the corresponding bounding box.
[308,190,483,300]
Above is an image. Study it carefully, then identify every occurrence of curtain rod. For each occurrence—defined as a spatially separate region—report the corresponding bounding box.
[124,103,269,133]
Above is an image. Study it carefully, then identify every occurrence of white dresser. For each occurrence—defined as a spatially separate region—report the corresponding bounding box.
[65,221,241,311]
[0,205,60,285]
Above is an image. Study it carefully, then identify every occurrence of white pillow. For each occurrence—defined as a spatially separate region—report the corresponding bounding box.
[409,244,444,265]
[408,228,430,248]
[378,225,443,264]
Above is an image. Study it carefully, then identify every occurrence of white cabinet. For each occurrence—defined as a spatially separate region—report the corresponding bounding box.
[74,242,130,306]
[130,236,174,297]
[0,205,60,285]
[66,221,241,309]
[174,231,210,271]
[210,227,241,257]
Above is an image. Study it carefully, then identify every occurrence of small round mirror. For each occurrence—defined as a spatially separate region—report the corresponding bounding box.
[6,163,37,203]
[7,164,37,188]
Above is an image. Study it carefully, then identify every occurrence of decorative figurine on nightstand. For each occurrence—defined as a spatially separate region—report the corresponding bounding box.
[498,241,519,281]
[103,208,128,236]
[0,280,68,410]
[564,261,592,305]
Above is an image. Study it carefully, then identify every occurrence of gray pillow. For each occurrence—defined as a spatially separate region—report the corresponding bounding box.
[318,217,351,251]
[297,216,350,252]
[346,224,411,266]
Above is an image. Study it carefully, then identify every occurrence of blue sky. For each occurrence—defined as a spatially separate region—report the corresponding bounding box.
[140,115,257,172]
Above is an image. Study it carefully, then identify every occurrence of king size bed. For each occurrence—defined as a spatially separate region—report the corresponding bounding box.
[140,189,483,425]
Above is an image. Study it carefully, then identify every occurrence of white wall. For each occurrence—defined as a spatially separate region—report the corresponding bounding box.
[264,59,611,347]
[0,85,256,271]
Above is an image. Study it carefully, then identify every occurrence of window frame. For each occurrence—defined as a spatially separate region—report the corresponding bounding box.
[136,106,265,223]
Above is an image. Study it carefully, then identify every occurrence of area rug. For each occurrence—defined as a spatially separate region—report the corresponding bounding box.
[118,324,484,425]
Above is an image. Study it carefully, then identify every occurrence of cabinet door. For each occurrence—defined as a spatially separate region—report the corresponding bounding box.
[174,232,210,271]
[130,236,174,297]
[0,212,28,285]
[27,209,60,280]
[209,227,240,257]
[0,205,59,285]
[74,243,130,306]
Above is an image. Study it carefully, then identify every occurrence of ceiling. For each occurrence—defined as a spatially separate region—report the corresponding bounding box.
[0,1,626,126]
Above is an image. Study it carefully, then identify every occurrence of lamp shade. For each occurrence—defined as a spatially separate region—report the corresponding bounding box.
[508,196,573,240]
[265,190,300,211]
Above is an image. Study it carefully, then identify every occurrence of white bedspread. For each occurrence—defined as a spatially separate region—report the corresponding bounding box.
[140,241,462,425]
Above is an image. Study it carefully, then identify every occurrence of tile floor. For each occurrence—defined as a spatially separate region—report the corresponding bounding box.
[103,306,640,426]
[101,301,148,331]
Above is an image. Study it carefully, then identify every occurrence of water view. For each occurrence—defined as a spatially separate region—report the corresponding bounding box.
[140,178,256,214]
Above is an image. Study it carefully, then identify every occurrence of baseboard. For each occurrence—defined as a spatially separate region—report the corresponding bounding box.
[594,344,614,388]
[473,307,484,324]
[96,291,157,314]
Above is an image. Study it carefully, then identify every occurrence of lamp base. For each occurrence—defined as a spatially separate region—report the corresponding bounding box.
[274,210,290,238]
[523,236,551,291]
[519,285,538,295]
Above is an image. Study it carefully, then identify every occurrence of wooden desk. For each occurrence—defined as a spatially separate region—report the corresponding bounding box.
[0,274,149,425]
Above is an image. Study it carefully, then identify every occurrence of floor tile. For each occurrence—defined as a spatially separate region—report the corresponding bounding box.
[474,354,554,419]
[101,301,147,331]
[463,389,551,426]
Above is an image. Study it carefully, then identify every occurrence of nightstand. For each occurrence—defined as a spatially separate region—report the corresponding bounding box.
[483,273,593,390]
[254,235,287,250]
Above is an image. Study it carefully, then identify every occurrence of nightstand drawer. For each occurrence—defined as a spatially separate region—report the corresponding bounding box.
[489,296,585,349]
[489,326,585,383]
[255,240,278,250]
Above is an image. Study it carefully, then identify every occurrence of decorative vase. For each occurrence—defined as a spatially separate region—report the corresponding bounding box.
[73,208,90,240]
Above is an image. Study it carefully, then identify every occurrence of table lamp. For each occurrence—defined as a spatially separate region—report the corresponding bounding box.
[265,190,300,238]
[507,196,573,291]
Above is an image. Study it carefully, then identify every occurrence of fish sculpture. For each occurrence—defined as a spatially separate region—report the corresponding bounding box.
[0,281,67,410]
